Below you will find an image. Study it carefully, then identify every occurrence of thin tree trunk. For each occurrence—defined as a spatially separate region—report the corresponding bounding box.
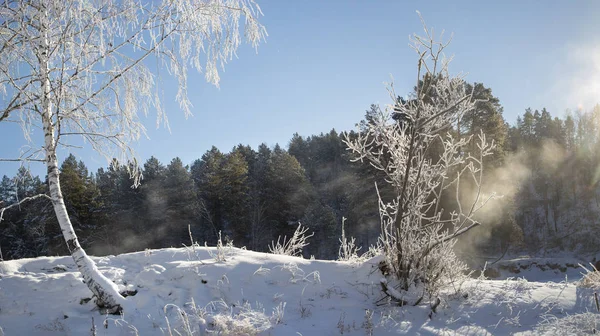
[38,6,124,313]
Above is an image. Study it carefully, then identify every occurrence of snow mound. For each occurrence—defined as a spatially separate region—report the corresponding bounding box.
[0,247,596,335]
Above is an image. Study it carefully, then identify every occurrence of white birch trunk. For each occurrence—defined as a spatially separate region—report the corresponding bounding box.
[38,6,125,313]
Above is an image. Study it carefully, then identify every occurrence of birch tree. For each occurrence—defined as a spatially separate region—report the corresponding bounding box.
[0,0,266,313]
[344,15,495,307]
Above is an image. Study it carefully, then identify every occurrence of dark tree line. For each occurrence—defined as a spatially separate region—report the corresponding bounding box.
[2,80,600,260]
[0,138,371,260]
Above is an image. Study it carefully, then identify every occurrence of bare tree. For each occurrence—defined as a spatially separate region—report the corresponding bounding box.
[0,0,266,312]
[344,14,495,306]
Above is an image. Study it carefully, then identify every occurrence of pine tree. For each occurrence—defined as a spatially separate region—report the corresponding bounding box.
[564,113,576,151]
[266,145,314,240]
[247,143,273,250]
[461,82,507,167]
[92,160,143,254]
[138,157,168,249]
[161,157,199,247]
[220,150,250,245]
[520,108,536,145]
[191,147,227,243]
[58,155,101,248]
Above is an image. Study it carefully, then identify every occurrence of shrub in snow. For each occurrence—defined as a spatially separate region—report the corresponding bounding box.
[537,312,600,335]
[344,14,495,307]
[269,223,313,257]
[163,299,276,335]
[338,217,362,262]
[205,231,234,262]
[579,263,600,288]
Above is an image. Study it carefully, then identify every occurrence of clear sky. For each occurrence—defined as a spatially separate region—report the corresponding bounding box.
[2,0,600,178]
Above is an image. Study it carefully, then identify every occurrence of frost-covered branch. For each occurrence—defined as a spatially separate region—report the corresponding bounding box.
[0,158,45,162]
[0,193,51,222]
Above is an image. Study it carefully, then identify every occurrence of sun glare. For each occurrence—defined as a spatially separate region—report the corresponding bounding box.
[567,45,600,111]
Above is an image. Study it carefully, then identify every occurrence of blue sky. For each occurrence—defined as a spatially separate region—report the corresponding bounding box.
[2,0,600,178]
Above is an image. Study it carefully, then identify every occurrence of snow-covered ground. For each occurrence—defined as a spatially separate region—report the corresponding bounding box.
[0,246,598,335]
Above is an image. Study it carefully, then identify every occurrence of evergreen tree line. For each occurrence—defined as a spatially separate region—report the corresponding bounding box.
[1,80,599,260]
[0,138,379,260]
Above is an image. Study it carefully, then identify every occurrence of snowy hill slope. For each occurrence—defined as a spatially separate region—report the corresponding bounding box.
[0,247,598,335]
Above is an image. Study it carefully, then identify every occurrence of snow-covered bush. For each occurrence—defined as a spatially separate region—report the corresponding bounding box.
[163,299,275,336]
[269,223,313,257]
[344,14,495,307]
[537,312,600,335]
[579,263,600,288]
